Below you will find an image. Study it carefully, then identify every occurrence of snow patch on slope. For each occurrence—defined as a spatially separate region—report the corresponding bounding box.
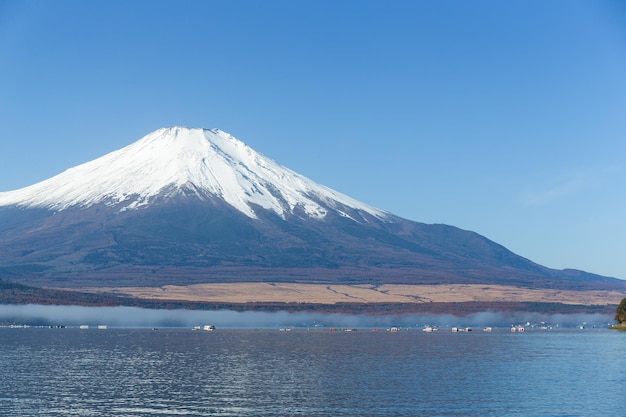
[0,127,391,222]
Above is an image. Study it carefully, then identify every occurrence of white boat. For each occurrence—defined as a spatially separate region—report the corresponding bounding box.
[483,327,492,332]
[203,325,215,331]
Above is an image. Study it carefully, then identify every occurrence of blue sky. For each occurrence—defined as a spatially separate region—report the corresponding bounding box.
[1,1,625,278]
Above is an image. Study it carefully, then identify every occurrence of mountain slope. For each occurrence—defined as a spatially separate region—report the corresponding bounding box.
[0,127,623,292]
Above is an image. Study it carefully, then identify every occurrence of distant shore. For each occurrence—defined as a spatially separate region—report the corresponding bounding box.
[85,282,624,306]
[1,279,621,315]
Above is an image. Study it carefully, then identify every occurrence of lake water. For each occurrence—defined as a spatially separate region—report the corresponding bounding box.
[1,328,624,416]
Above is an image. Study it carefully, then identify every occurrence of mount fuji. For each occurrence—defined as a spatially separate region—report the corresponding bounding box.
[0,127,623,292]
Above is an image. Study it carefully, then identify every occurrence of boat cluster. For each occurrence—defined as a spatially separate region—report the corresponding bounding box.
[192,325,215,331]
[450,327,473,332]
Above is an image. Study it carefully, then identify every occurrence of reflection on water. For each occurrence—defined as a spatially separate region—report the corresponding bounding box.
[1,329,624,416]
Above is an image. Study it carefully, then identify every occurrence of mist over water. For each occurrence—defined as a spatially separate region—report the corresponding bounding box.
[0,304,613,329]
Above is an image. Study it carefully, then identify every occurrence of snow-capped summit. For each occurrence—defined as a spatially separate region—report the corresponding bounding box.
[0,127,390,221]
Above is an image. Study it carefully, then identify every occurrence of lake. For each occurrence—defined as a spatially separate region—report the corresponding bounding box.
[0,327,624,416]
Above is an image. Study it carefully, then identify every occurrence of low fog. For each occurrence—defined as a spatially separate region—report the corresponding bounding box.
[0,305,614,329]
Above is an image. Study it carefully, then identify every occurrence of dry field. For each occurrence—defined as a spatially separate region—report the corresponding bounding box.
[87,283,624,306]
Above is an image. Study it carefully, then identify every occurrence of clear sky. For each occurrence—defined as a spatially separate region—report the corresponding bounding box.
[1,1,625,279]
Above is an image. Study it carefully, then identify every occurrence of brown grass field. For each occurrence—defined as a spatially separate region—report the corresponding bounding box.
[85,283,623,306]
